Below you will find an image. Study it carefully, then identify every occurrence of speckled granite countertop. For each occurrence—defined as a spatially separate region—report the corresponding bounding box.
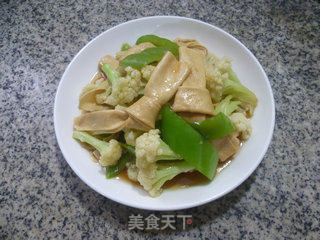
[1,0,319,239]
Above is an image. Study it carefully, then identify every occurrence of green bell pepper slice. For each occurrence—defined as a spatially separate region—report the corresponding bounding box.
[191,112,235,140]
[120,46,174,70]
[136,34,179,59]
[160,106,218,180]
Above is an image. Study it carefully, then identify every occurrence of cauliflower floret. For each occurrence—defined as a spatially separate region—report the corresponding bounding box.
[216,56,232,73]
[126,162,139,182]
[124,129,143,146]
[99,139,122,166]
[73,131,122,167]
[207,53,219,65]
[206,55,232,103]
[134,129,184,197]
[207,54,231,72]
[96,66,143,106]
[141,65,156,81]
[206,65,228,103]
[105,66,142,106]
[135,129,161,195]
[135,129,160,173]
[230,112,252,141]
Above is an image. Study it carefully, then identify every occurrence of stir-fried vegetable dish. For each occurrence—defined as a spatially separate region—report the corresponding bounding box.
[73,35,258,197]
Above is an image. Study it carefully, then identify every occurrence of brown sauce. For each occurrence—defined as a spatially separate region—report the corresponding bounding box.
[117,159,233,190]
[117,169,141,187]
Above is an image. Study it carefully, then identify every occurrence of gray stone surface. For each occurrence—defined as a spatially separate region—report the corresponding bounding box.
[1,0,319,239]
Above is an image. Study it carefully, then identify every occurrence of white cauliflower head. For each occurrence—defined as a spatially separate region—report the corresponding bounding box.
[141,64,156,82]
[206,54,231,103]
[215,56,232,72]
[105,66,142,106]
[206,65,228,103]
[99,139,122,166]
[124,129,143,146]
[230,112,252,141]
[135,129,162,196]
[126,162,139,182]
[72,131,123,167]
[135,129,160,175]
[133,129,186,197]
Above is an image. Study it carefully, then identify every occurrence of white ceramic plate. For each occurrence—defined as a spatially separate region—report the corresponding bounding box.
[54,16,275,211]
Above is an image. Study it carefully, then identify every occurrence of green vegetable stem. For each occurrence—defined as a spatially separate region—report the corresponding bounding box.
[73,131,121,167]
[105,143,135,179]
[101,63,120,85]
[213,95,241,116]
[105,151,134,179]
[222,79,258,117]
[121,143,135,155]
